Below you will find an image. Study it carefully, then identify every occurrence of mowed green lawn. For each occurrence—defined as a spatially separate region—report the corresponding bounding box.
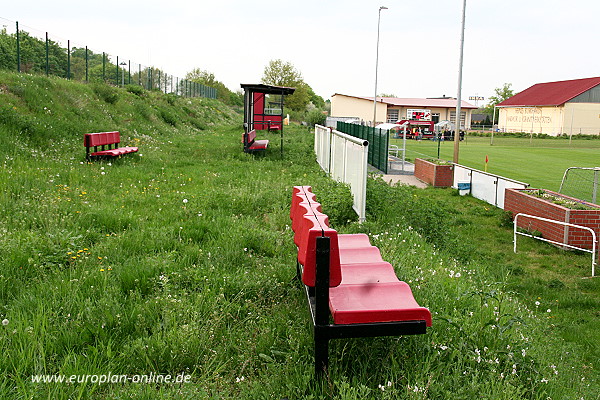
[393,136,600,191]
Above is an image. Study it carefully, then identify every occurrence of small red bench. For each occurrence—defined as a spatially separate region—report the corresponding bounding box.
[242,129,269,153]
[290,186,432,376]
[84,131,138,160]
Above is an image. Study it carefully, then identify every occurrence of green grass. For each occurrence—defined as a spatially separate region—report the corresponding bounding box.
[394,136,600,191]
[0,72,598,399]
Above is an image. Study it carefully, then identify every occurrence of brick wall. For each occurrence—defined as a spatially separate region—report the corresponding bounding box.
[414,158,453,187]
[505,188,600,250]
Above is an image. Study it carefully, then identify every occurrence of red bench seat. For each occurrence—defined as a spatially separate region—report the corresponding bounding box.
[290,185,431,375]
[84,131,138,160]
[242,129,269,153]
[329,282,432,325]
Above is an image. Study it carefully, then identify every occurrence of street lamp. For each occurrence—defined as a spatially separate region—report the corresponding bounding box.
[453,0,467,164]
[119,61,127,86]
[373,5,388,127]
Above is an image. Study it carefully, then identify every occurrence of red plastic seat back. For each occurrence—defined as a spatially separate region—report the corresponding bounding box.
[296,214,342,287]
[84,131,120,147]
[291,186,314,219]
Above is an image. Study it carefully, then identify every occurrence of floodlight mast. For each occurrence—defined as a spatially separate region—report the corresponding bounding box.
[453,0,467,164]
[373,6,388,127]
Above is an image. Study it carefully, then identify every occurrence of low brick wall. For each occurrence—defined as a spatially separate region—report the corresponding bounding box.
[505,188,600,250]
[414,158,454,187]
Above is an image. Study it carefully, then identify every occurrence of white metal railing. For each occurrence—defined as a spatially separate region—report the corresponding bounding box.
[388,126,408,172]
[315,125,331,173]
[314,125,369,222]
[453,164,529,209]
[514,213,597,277]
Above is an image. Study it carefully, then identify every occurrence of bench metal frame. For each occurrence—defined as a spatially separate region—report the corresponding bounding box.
[301,235,427,377]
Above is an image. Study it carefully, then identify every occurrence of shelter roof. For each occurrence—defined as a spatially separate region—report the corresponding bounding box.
[497,77,600,107]
[241,83,296,95]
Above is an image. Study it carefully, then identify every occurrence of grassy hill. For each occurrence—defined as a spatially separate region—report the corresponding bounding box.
[0,71,239,151]
[0,72,598,399]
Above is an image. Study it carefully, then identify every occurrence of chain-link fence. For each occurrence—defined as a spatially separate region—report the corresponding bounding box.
[0,17,216,99]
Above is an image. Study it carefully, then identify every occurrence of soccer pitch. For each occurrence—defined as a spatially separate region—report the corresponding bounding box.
[393,135,600,191]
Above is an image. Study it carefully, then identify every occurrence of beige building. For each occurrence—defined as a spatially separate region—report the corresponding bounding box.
[330,93,477,128]
[497,77,600,136]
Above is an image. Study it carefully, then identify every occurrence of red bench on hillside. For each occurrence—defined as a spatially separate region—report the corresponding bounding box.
[242,129,269,153]
[290,186,432,376]
[84,131,138,160]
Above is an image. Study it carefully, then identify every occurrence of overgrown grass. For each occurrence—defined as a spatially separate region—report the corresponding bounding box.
[0,72,598,399]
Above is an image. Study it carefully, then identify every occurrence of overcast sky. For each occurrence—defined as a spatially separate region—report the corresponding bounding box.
[2,0,599,107]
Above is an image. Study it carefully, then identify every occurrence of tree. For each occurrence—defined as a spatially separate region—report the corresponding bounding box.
[261,59,303,87]
[261,59,311,111]
[186,68,242,106]
[484,83,514,121]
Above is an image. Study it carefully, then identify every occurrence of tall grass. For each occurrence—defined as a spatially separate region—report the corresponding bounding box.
[0,72,598,399]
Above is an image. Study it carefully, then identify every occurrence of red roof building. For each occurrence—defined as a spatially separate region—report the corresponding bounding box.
[330,93,477,128]
[497,77,600,135]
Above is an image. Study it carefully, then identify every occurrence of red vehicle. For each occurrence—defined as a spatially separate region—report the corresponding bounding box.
[395,120,435,139]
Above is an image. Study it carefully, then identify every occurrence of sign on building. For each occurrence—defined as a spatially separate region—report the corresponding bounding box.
[407,109,432,121]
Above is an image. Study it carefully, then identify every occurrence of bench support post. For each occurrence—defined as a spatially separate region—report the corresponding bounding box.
[314,326,329,377]
[314,236,331,377]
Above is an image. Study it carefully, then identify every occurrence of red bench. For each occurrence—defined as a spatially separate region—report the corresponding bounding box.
[84,131,138,160]
[290,186,432,376]
[242,129,269,153]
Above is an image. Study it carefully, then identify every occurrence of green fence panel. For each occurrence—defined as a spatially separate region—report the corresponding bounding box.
[336,122,388,173]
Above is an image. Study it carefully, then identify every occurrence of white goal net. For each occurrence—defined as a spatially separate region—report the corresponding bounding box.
[559,167,600,205]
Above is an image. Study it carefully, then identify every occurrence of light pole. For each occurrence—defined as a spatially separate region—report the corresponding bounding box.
[119,61,127,87]
[453,0,467,164]
[373,6,388,127]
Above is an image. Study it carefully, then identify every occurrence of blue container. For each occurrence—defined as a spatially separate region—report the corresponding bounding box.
[457,182,471,190]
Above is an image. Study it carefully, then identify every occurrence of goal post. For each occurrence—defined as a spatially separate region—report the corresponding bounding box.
[559,167,600,205]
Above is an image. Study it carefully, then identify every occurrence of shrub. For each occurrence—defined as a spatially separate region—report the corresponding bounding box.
[158,108,177,126]
[164,93,177,106]
[314,181,355,227]
[125,84,145,96]
[92,83,119,104]
[306,109,326,127]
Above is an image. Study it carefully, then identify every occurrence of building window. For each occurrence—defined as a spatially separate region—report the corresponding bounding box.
[450,111,466,128]
[432,113,440,124]
[387,109,399,123]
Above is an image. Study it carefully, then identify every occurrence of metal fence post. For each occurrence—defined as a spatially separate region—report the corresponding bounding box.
[67,40,71,79]
[85,46,89,82]
[16,21,20,72]
[45,32,49,76]
[594,169,599,205]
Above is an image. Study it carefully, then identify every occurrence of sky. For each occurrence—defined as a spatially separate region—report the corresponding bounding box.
[2,0,600,107]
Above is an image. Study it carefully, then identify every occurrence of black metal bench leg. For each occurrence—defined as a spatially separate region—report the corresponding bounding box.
[314,236,331,378]
[314,326,329,377]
